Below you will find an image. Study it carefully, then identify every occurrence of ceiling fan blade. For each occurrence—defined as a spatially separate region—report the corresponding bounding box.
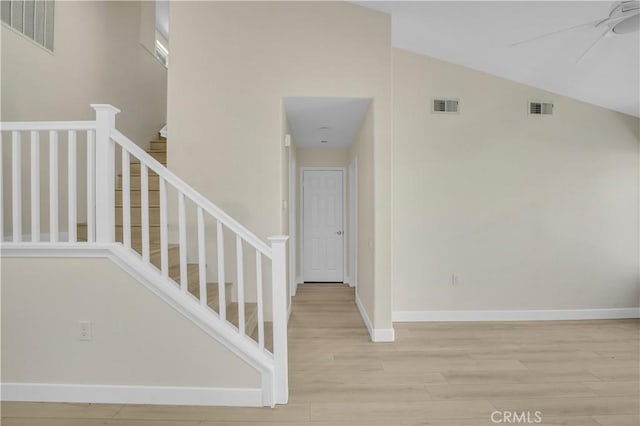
[576,27,610,63]
[511,19,600,47]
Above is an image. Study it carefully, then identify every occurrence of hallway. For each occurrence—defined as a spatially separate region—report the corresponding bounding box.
[2,284,638,425]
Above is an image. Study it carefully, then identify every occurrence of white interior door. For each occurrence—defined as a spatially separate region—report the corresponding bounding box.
[303,169,344,282]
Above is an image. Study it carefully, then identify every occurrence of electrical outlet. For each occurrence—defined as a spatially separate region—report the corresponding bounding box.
[79,321,92,341]
[452,273,460,286]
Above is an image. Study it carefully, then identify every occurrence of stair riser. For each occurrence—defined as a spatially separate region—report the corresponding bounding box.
[227,302,259,337]
[77,225,162,245]
[150,152,166,164]
[150,141,166,151]
[188,282,233,311]
[150,246,180,270]
[170,265,198,288]
[129,153,166,169]
[122,227,162,245]
[116,190,160,206]
[115,207,161,226]
[117,175,161,191]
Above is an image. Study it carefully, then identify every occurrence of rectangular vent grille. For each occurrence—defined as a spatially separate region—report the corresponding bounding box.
[529,101,554,115]
[433,98,459,114]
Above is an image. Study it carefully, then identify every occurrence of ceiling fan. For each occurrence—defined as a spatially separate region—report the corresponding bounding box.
[512,1,640,63]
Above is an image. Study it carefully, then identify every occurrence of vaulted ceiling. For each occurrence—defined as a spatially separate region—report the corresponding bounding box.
[355,1,639,117]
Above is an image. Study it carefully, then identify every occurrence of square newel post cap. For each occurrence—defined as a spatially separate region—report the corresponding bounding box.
[268,236,289,244]
[90,104,121,115]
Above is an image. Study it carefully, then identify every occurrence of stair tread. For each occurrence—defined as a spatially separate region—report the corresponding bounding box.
[226,301,259,335]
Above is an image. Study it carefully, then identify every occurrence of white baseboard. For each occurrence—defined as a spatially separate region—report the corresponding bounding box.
[1,383,263,407]
[392,308,640,322]
[355,294,395,342]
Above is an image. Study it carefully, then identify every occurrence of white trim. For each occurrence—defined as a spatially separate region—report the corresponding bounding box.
[355,293,395,342]
[0,121,95,131]
[1,383,263,407]
[288,145,297,297]
[392,308,640,322]
[372,328,396,342]
[300,167,347,283]
[348,157,358,289]
[3,232,70,243]
[0,243,275,407]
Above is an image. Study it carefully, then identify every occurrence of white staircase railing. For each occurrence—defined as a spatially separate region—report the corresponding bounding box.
[0,104,289,406]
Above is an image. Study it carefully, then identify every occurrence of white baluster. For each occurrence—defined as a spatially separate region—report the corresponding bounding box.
[11,131,22,242]
[49,131,58,242]
[141,163,150,262]
[30,131,40,242]
[217,220,226,320]
[197,207,207,307]
[86,130,95,243]
[121,149,131,249]
[67,130,77,242]
[236,235,245,335]
[178,192,187,292]
[92,104,119,243]
[269,236,289,404]
[159,177,168,278]
[256,250,264,350]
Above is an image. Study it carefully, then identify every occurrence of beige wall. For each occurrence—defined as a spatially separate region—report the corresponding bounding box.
[169,2,392,329]
[1,1,167,145]
[392,49,640,312]
[297,148,350,169]
[1,1,167,236]
[1,257,260,388]
[349,105,376,321]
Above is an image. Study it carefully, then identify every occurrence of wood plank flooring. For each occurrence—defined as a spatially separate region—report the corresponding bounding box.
[2,284,639,425]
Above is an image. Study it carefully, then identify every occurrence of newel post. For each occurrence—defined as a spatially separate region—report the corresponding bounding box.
[268,235,289,405]
[91,104,120,243]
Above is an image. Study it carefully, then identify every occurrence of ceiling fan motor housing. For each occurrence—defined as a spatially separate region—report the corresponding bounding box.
[601,1,640,34]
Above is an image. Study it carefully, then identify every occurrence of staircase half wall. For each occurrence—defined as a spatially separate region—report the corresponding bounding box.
[1,256,265,406]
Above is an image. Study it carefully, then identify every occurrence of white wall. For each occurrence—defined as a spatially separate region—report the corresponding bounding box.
[392,49,640,315]
[168,2,393,329]
[1,257,261,389]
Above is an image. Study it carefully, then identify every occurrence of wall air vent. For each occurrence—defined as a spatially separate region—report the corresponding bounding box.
[432,98,460,114]
[529,101,554,116]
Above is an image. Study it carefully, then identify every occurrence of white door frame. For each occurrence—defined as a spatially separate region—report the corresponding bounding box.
[288,147,297,296]
[348,157,358,288]
[300,167,347,283]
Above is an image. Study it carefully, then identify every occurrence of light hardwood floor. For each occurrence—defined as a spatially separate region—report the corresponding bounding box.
[2,284,639,425]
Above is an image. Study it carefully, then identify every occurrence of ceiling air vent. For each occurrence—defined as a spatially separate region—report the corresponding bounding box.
[432,98,460,114]
[529,101,554,116]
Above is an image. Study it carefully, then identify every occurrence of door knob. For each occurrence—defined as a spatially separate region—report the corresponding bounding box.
[336,231,343,235]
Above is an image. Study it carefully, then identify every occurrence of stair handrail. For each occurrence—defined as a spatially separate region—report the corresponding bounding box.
[109,129,272,258]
